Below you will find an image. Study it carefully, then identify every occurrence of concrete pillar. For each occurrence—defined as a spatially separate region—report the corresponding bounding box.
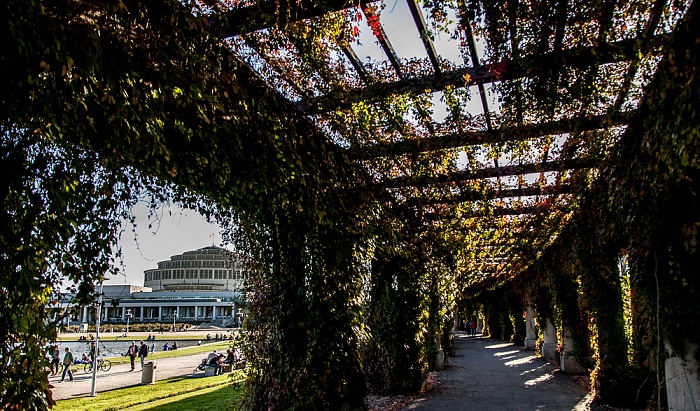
[121,306,126,320]
[524,302,537,351]
[157,306,162,321]
[476,317,483,334]
[435,334,445,370]
[665,340,700,411]
[560,327,588,374]
[194,305,199,320]
[541,318,558,360]
[82,306,89,323]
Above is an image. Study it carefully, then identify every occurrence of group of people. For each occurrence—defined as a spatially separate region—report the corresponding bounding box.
[124,340,150,371]
[77,334,93,342]
[161,341,178,351]
[51,340,100,382]
[205,333,233,341]
[204,348,241,376]
[464,319,478,336]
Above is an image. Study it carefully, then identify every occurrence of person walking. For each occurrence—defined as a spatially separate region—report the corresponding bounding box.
[60,347,74,382]
[138,340,149,370]
[50,345,60,375]
[125,341,138,371]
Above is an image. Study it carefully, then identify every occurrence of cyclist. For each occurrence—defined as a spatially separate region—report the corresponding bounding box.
[87,341,99,371]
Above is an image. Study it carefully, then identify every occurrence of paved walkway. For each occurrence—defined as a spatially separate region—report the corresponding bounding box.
[50,351,209,400]
[401,333,599,411]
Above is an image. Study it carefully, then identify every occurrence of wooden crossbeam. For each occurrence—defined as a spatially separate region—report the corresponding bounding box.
[303,35,667,113]
[350,111,632,159]
[208,0,376,38]
[381,158,595,188]
[363,7,404,79]
[423,204,544,220]
[406,0,442,76]
[403,183,572,207]
[342,45,371,85]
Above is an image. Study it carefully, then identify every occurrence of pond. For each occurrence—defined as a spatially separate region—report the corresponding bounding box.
[49,339,206,358]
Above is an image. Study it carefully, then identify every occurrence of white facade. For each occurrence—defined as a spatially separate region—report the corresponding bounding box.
[144,246,248,292]
[56,246,248,327]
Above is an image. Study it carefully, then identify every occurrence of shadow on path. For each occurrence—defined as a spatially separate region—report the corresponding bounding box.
[401,332,597,411]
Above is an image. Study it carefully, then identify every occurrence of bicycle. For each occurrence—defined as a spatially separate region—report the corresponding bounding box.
[193,358,208,374]
[84,357,112,373]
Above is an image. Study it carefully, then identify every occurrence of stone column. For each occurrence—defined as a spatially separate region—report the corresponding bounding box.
[435,335,445,370]
[560,327,588,373]
[476,317,483,334]
[82,306,89,323]
[121,306,126,321]
[665,340,700,411]
[194,305,199,321]
[541,318,558,360]
[524,300,537,351]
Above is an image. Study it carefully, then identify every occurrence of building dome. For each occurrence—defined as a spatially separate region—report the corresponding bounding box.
[144,246,247,292]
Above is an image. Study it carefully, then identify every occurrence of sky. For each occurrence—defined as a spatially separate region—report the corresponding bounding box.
[105,202,223,286]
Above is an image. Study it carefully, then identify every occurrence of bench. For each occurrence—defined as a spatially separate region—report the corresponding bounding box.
[204,366,216,377]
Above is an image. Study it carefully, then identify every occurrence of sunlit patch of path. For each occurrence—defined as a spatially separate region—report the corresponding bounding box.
[401,332,600,411]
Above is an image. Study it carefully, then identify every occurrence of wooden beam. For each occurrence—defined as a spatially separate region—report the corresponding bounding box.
[350,111,632,159]
[207,0,376,38]
[403,183,573,207]
[342,44,371,85]
[381,158,595,188]
[303,34,667,113]
[406,0,442,76]
[363,7,404,79]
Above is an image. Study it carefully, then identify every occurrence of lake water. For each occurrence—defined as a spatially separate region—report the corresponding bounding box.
[50,339,207,358]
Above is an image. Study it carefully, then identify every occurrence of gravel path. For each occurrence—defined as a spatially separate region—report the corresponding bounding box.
[401,332,601,411]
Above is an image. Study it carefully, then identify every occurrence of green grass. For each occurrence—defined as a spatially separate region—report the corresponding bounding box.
[106,341,234,366]
[53,372,246,411]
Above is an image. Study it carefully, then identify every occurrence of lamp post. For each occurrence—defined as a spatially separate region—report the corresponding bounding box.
[173,309,177,332]
[237,308,243,328]
[125,309,132,335]
[90,280,104,397]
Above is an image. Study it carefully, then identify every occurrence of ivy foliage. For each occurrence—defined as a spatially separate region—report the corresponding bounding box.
[2,0,700,409]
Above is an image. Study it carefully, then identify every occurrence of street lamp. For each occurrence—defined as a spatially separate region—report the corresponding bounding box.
[173,309,178,331]
[125,309,132,335]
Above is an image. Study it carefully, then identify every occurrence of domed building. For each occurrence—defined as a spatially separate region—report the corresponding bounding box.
[144,246,247,292]
[56,246,249,328]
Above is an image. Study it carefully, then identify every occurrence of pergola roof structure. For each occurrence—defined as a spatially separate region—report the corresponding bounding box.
[196,0,688,289]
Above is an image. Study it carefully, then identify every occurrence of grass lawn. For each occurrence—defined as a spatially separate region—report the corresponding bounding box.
[106,341,233,366]
[53,372,245,411]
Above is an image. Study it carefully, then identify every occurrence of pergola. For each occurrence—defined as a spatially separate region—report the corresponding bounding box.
[199,0,678,287]
[2,0,699,409]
